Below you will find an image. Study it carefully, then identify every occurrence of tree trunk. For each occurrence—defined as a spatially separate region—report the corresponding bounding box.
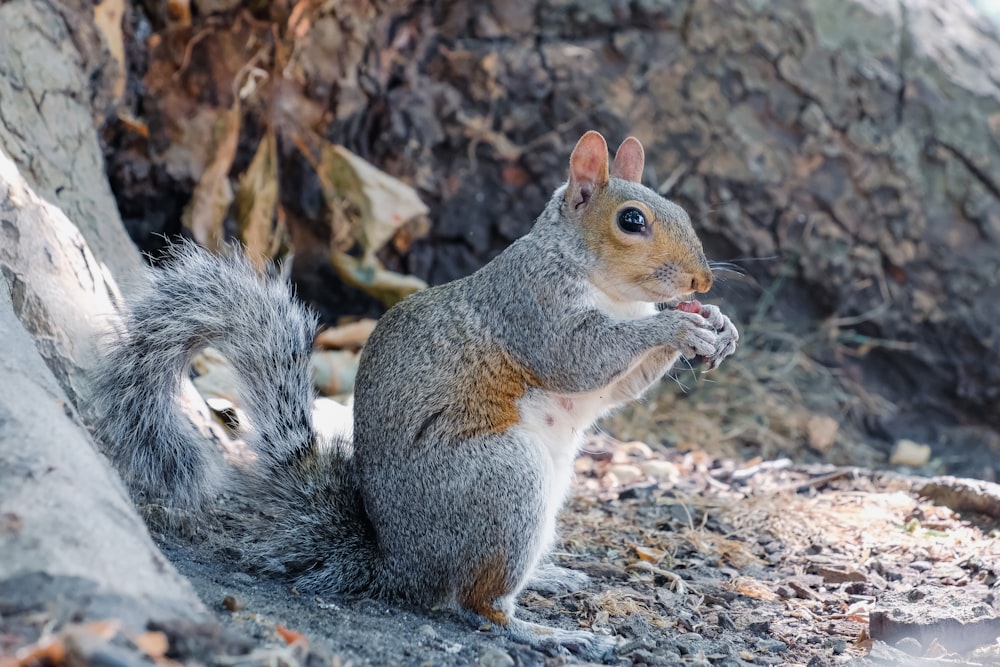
[0,0,208,642]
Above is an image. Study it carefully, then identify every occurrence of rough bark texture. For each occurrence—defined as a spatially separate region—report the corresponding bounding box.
[0,0,209,643]
[0,147,122,412]
[323,0,1000,450]
[1,1,998,663]
[0,0,144,288]
[0,147,208,631]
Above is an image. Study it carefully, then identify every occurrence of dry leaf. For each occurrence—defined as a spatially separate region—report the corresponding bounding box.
[392,215,431,254]
[315,143,429,260]
[732,577,779,601]
[330,251,426,307]
[314,319,378,350]
[132,631,169,658]
[116,111,149,138]
[1,636,66,667]
[634,546,667,565]
[275,624,306,646]
[311,350,360,396]
[235,129,281,268]
[2,621,124,667]
[93,0,126,100]
[182,103,241,251]
[166,0,192,26]
[807,415,838,452]
[853,626,873,651]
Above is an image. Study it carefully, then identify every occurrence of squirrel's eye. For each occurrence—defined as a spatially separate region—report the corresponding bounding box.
[617,207,647,234]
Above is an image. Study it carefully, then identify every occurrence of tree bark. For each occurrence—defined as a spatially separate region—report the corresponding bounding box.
[0,146,208,631]
[0,0,143,288]
[0,0,208,637]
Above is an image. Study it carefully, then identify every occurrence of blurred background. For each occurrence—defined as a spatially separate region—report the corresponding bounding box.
[82,0,1000,480]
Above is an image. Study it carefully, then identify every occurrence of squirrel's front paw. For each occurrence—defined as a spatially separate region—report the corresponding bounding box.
[698,304,739,370]
[669,310,719,360]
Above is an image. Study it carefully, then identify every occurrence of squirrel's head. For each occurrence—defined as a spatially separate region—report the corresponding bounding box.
[562,131,713,304]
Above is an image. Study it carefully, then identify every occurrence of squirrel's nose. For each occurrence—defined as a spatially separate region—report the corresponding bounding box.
[691,271,713,294]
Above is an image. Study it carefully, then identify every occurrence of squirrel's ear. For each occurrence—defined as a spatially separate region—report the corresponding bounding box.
[567,131,610,209]
[611,137,645,183]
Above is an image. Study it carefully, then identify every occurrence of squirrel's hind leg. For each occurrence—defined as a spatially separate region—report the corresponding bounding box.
[504,617,617,662]
[523,563,590,595]
[457,596,616,661]
[454,553,614,659]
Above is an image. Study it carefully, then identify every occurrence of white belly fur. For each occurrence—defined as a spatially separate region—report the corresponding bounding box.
[515,387,613,571]
[515,291,660,573]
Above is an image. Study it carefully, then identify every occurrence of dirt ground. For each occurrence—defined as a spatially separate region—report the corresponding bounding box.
[9,431,997,667]
[160,437,1000,666]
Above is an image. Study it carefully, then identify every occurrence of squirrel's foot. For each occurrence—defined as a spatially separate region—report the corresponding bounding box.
[501,617,617,661]
[524,563,590,595]
[460,601,616,661]
[697,304,739,370]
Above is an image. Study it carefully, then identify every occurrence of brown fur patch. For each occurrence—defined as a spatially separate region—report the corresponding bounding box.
[446,343,538,439]
[456,553,513,626]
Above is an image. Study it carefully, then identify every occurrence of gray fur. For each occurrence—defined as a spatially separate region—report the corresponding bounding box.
[91,243,314,509]
[90,243,381,593]
[92,157,737,661]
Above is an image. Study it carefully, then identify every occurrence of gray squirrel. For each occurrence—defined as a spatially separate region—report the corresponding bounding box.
[91,130,738,660]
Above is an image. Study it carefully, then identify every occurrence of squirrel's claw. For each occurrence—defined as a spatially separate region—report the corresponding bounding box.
[700,305,739,371]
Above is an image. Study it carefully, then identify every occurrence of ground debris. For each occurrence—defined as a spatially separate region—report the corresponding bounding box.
[556,436,1000,665]
[870,589,1000,655]
[919,477,1000,521]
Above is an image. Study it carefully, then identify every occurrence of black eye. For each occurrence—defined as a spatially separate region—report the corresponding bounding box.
[617,207,647,234]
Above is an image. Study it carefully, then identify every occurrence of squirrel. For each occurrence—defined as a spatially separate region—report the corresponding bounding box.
[91,131,738,660]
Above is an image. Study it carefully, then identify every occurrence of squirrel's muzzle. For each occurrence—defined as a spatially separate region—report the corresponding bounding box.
[691,270,713,294]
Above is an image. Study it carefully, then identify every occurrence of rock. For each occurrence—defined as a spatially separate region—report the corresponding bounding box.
[870,589,1000,654]
[756,638,789,653]
[478,646,515,667]
[918,475,1000,519]
[221,595,244,611]
[607,463,644,485]
[640,459,680,482]
[417,624,439,640]
[890,439,932,467]
[811,566,867,584]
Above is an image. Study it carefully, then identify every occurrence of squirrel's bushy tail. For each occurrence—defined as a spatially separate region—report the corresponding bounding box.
[91,242,317,509]
[238,446,384,595]
[91,242,382,594]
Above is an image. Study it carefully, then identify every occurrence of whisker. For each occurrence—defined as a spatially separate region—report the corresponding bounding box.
[707,261,763,289]
[666,356,700,390]
[725,255,780,263]
[667,372,690,393]
[708,261,746,275]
